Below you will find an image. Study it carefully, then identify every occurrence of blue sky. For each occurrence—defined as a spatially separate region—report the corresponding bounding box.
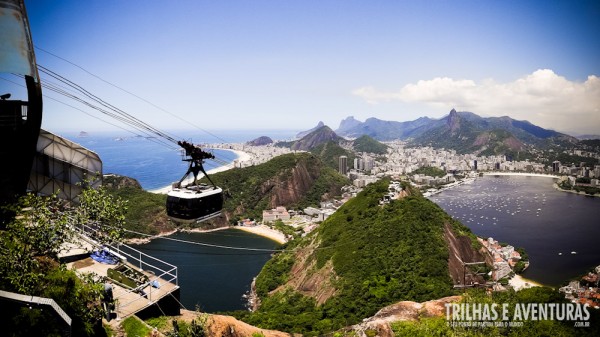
[5,0,599,135]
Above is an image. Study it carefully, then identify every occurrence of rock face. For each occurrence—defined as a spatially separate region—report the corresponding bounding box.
[176,310,291,337]
[446,108,461,134]
[209,153,345,227]
[102,174,142,189]
[247,136,274,146]
[344,296,462,337]
[263,160,318,207]
[442,223,487,285]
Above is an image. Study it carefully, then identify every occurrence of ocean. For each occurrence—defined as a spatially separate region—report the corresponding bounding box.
[57,129,297,190]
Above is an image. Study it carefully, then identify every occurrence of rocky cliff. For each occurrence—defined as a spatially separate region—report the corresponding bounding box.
[205,153,348,224]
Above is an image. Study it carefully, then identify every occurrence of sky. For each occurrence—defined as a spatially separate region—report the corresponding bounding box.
[3,0,599,136]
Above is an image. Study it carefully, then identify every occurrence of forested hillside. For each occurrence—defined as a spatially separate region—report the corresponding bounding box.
[233,179,482,335]
[204,152,349,222]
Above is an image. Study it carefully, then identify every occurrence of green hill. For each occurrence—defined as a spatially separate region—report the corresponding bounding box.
[105,153,349,234]
[204,152,349,222]
[234,179,482,335]
[352,135,388,154]
[104,175,173,237]
[309,140,355,171]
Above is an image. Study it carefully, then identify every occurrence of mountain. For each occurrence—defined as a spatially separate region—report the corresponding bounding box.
[291,126,343,151]
[352,135,388,155]
[334,110,577,156]
[336,116,434,141]
[336,116,362,135]
[238,179,486,335]
[410,109,578,155]
[247,136,274,146]
[577,134,600,140]
[296,121,325,139]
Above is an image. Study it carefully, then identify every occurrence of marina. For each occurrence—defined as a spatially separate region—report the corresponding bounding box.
[429,174,600,286]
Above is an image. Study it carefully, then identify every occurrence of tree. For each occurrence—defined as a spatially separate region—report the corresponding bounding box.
[0,184,127,336]
[74,182,127,245]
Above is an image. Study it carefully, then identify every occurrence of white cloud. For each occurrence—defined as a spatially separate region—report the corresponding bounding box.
[352,69,600,134]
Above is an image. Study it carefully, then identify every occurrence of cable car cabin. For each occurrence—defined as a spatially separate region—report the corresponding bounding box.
[166,183,223,223]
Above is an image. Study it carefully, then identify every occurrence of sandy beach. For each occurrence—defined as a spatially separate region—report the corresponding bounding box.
[234,225,288,244]
[509,274,543,291]
[149,148,252,194]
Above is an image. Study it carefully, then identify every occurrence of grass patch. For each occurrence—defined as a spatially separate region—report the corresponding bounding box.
[122,316,151,337]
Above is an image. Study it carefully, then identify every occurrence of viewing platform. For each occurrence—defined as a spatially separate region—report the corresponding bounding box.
[60,228,180,320]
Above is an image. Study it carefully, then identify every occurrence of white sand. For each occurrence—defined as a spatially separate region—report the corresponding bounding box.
[149,148,252,194]
[234,225,288,244]
[509,274,543,291]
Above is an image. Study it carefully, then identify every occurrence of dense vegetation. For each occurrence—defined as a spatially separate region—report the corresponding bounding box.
[309,140,355,171]
[412,166,447,178]
[105,153,348,234]
[542,151,599,168]
[235,179,474,335]
[0,186,127,336]
[203,153,349,221]
[105,178,173,237]
[352,135,389,155]
[392,287,600,337]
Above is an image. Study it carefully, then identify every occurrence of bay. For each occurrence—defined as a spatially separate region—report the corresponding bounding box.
[125,229,280,312]
[429,175,600,286]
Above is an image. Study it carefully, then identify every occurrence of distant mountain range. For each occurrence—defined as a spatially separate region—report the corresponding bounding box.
[576,134,600,140]
[330,109,579,156]
[284,109,590,159]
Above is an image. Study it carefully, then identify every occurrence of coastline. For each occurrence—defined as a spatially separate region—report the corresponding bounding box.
[149,148,252,194]
[234,225,288,245]
[552,183,600,198]
[125,225,288,246]
[124,229,178,245]
[482,172,559,179]
[509,274,544,291]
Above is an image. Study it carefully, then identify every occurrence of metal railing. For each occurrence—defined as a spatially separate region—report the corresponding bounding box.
[71,222,178,317]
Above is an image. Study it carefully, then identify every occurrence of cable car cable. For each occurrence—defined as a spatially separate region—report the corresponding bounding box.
[35,46,231,144]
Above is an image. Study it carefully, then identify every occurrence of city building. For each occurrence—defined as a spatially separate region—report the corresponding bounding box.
[339,155,348,175]
[552,160,561,173]
[262,206,290,223]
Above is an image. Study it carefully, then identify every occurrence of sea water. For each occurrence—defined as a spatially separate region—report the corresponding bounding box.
[57,129,297,190]
[430,175,600,286]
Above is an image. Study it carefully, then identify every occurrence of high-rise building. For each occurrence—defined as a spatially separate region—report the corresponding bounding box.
[552,161,561,173]
[339,156,348,175]
[364,156,374,172]
[473,160,478,171]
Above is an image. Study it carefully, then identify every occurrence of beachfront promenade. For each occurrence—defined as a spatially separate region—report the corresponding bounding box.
[482,172,560,178]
